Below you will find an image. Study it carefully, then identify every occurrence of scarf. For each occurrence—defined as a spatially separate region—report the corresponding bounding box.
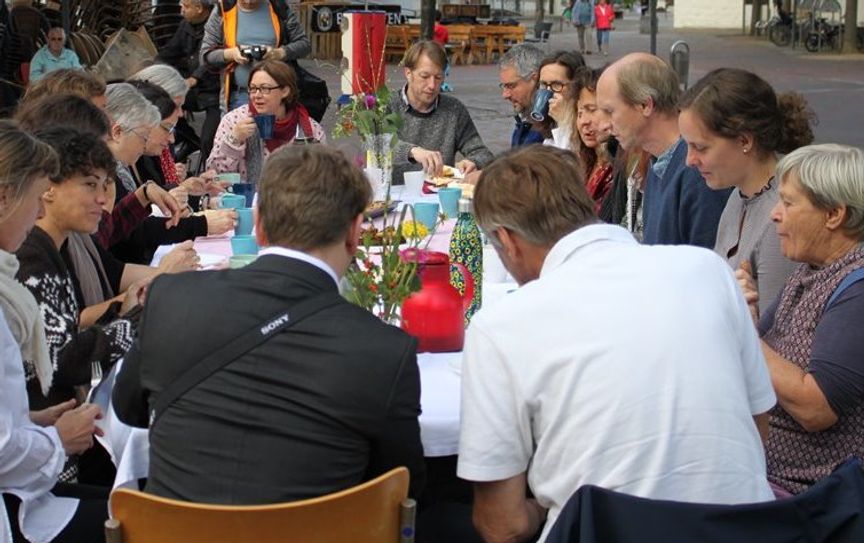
[65,233,114,307]
[248,101,313,153]
[116,159,138,195]
[160,147,179,185]
[0,249,52,395]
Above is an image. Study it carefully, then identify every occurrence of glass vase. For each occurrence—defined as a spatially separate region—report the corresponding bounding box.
[363,133,393,202]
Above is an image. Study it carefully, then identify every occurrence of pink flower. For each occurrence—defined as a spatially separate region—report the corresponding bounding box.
[364,94,377,109]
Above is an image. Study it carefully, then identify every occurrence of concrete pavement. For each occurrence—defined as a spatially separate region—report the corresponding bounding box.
[303,9,864,155]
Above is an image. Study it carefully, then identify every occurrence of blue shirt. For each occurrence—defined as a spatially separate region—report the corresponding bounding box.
[642,138,731,247]
[511,116,544,147]
[29,46,82,82]
[234,3,277,89]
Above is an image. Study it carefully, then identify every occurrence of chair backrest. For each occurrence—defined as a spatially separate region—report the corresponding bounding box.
[544,458,864,543]
[106,467,414,543]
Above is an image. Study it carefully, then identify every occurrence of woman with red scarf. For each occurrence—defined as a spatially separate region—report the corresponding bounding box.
[207,60,325,185]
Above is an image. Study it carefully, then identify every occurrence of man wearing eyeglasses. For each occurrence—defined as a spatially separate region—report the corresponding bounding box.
[498,44,544,148]
[29,27,82,83]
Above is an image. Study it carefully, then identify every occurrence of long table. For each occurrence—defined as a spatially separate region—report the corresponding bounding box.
[102,196,517,489]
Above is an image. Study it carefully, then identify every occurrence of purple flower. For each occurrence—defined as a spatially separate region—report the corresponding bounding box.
[364,94,377,109]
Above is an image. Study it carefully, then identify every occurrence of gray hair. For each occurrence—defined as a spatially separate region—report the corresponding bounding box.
[499,44,544,79]
[130,64,188,101]
[105,83,160,131]
[776,143,864,238]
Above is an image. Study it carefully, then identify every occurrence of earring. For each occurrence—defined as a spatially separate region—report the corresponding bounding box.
[742,147,750,154]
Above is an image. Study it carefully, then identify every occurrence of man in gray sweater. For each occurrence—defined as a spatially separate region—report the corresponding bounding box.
[390,41,494,183]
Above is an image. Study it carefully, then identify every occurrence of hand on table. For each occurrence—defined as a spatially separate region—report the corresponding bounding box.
[204,209,238,236]
[55,403,103,456]
[411,147,444,176]
[30,399,77,427]
[158,240,199,273]
[463,170,482,186]
[456,159,477,175]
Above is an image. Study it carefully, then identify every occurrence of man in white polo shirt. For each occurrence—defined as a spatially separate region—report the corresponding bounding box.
[457,145,776,542]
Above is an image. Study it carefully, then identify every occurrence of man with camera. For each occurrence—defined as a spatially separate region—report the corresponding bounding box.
[201,0,311,112]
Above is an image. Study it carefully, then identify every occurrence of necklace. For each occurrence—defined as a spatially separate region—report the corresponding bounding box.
[739,175,774,199]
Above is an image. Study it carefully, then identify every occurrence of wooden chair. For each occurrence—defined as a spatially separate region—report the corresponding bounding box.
[105,467,416,543]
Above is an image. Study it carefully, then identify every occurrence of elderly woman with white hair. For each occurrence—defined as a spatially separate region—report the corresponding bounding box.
[129,64,219,193]
[105,83,234,264]
[738,143,864,496]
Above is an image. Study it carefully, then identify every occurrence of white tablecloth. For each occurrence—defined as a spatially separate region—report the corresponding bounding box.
[95,351,464,490]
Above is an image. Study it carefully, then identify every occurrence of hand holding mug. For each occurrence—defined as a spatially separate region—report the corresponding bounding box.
[204,209,238,236]
[231,116,257,144]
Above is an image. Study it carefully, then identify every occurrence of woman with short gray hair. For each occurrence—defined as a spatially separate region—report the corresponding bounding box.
[737,143,864,497]
[130,64,189,106]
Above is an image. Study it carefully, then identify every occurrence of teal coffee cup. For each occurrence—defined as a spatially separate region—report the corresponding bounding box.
[235,207,254,236]
[413,202,440,230]
[219,194,246,209]
[231,235,259,255]
[216,172,241,185]
[438,187,462,219]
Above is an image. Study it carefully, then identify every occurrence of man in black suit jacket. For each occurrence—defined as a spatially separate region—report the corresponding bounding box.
[113,144,425,503]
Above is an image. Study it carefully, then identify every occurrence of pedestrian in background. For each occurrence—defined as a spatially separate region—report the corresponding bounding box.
[594,0,615,57]
[570,0,595,55]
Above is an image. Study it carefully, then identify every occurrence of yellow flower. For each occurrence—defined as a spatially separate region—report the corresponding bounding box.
[401,220,429,240]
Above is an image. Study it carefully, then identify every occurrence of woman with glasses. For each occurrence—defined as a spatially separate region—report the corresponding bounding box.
[537,51,585,151]
[207,60,325,185]
[126,80,225,208]
[107,83,236,265]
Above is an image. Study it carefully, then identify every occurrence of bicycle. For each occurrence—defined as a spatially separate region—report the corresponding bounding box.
[805,17,842,52]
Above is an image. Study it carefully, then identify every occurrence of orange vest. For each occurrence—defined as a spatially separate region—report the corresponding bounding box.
[220,0,283,102]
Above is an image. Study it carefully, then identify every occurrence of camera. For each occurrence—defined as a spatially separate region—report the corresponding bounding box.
[239,45,267,61]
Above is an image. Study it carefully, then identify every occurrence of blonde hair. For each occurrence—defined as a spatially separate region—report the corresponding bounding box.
[0,121,59,223]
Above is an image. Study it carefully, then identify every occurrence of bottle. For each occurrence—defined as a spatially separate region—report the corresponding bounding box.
[449,198,483,324]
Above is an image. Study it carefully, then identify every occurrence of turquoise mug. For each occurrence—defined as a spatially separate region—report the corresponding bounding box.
[235,208,254,236]
[438,187,462,219]
[219,194,246,209]
[216,172,241,185]
[231,235,259,255]
[413,202,440,230]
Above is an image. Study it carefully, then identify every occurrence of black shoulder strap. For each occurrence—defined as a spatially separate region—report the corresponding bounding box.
[150,291,343,427]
